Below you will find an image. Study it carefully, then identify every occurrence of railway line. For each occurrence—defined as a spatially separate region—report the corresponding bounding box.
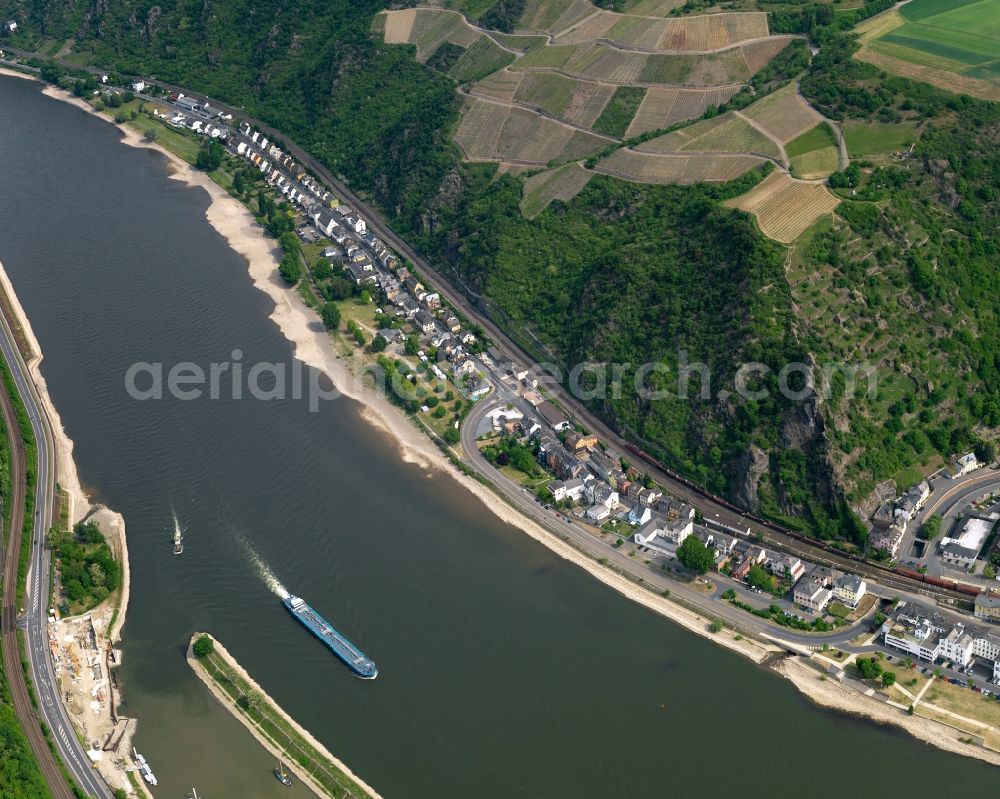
[0,344,77,799]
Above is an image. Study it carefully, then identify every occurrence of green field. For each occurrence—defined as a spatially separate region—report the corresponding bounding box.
[785,122,838,158]
[449,36,516,83]
[842,121,918,157]
[867,0,1000,94]
[592,86,646,137]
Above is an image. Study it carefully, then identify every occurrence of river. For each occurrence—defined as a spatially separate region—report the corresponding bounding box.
[0,74,996,798]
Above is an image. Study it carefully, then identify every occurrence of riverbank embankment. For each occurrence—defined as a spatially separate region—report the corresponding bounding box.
[187,634,381,799]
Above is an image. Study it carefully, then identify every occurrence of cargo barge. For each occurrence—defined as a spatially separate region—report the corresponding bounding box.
[283,595,377,679]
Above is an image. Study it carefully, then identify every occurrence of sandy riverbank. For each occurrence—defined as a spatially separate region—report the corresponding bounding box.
[22,71,1000,770]
[187,634,382,799]
[778,656,1000,767]
[0,66,38,81]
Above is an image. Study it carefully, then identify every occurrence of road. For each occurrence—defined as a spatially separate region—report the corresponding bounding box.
[459,390,881,648]
[0,293,111,798]
[2,48,980,604]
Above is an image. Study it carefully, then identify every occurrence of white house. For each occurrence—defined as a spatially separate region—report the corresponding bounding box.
[549,478,587,503]
[586,504,611,522]
[345,216,366,235]
[952,452,980,478]
[628,506,652,526]
[4,20,18,32]
[768,554,805,582]
[131,80,146,93]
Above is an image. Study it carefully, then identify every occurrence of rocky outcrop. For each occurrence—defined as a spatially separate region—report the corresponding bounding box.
[730,444,769,511]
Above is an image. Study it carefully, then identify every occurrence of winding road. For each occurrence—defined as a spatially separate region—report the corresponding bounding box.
[0,288,110,797]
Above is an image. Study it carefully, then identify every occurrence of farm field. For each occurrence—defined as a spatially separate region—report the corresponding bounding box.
[455,97,607,163]
[727,171,841,243]
[855,0,1000,100]
[471,69,525,103]
[624,85,740,137]
[637,110,783,161]
[592,86,646,136]
[741,82,823,144]
[785,122,838,158]
[596,148,765,183]
[510,38,792,86]
[842,121,919,157]
[553,11,769,51]
[385,8,481,60]
[520,163,594,217]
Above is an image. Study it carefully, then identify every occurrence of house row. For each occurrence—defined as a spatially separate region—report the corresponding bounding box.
[791,565,866,612]
[871,479,930,557]
[883,602,1000,680]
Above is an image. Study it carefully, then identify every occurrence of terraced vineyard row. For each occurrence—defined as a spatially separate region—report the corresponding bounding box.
[727,171,841,243]
[596,149,766,183]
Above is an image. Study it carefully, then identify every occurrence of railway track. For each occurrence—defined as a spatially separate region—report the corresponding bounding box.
[0,358,77,799]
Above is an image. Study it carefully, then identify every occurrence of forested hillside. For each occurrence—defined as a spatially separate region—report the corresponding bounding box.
[2,0,998,540]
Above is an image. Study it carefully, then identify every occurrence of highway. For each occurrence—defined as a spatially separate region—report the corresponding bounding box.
[0,292,110,798]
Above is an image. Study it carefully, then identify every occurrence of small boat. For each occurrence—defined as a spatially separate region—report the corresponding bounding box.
[172,511,184,555]
[273,760,293,787]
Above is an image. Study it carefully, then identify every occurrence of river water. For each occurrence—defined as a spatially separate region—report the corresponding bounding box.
[0,75,996,798]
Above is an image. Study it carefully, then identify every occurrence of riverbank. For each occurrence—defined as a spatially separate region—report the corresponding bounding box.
[18,70,1000,772]
[187,634,381,799]
[777,656,1000,767]
[0,219,135,792]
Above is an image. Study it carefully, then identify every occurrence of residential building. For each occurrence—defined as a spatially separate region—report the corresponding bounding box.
[768,554,805,582]
[871,524,905,558]
[832,574,867,608]
[415,310,438,335]
[549,477,588,503]
[975,592,1000,623]
[585,483,618,509]
[586,504,611,522]
[628,506,652,526]
[882,603,1000,680]
[537,401,570,432]
[951,452,980,478]
[565,431,599,451]
[793,565,840,612]
[897,481,931,520]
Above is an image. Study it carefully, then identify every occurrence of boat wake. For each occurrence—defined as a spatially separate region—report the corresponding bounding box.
[236,534,289,600]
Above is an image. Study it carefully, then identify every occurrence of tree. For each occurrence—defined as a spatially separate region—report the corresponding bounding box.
[881,671,896,688]
[857,657,883,681]
[404,334,420,356]
[722,588,736,600]
[677,535,714,574]
[975,439,998,465]
[195,139,224,171]
[312,258,333,280]
[746,564,777,593]
[709,619,723,633]
[370,335,388,353]
[278,255,301,285]
[874,610,887,626]
[192,635,214,659]
[922,514,942,540]
[320,303,341,331]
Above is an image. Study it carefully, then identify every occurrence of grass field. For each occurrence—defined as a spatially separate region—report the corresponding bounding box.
[520,163,594,217]
[842,121,919,157]
[856,0,1000,100]
[786,122,838,158]
[728,171,841,243]
[790,146,839,179]
[596,148,765,183]
[592,86,646,136]
[450,36,517,82]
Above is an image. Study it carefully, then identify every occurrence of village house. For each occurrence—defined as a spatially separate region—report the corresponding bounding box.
[832,574,867,608]
[467,379,491,399]
[445,314,461,333]
[897,481,931,520]
[549,477,589,503]
[415,310,438,335]
[628,505,652,526]
[4,20,18,32]
[376,328,404,345]
[951,452,980,478]
[451,356,478,379]
[871,524,906,558]
[768,554,805,582]
[586,504,611,522]
[975,593,1000,623]
[793,565,840,612]
[564,430,599,452]
[586,482,619,509]
[423,292,441,310]
[537,401,570,432]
